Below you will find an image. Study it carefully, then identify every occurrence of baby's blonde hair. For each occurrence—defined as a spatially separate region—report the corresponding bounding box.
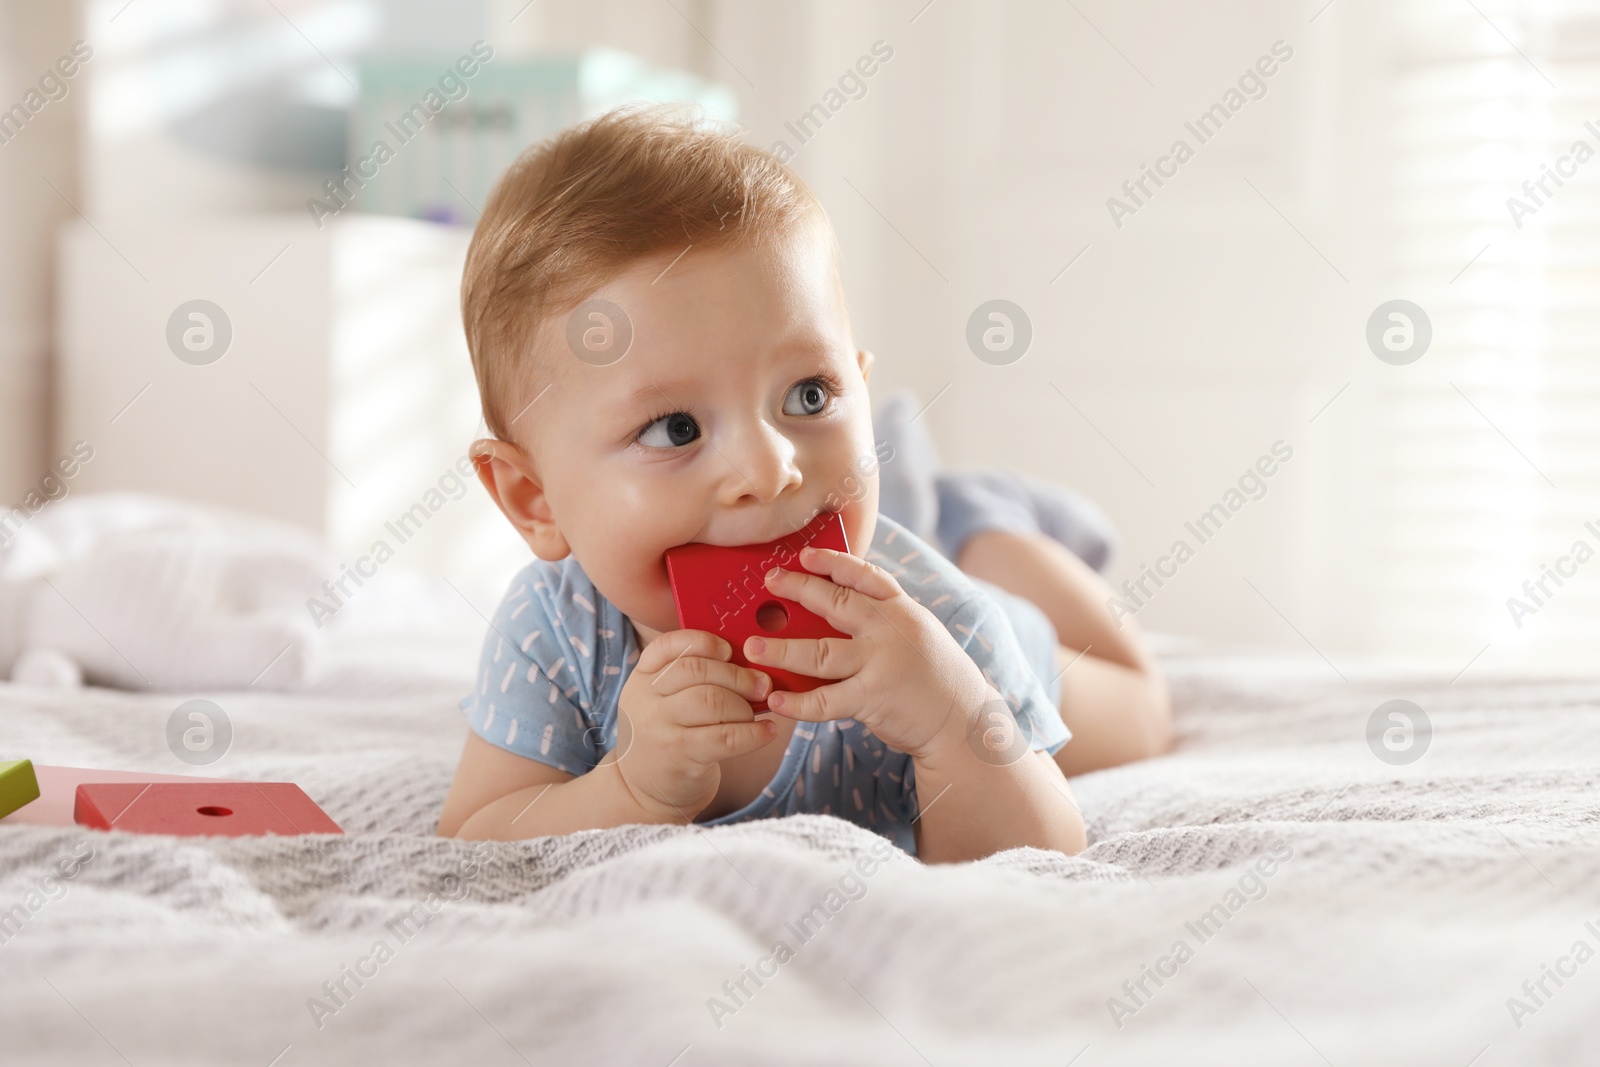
[461,103,832,443]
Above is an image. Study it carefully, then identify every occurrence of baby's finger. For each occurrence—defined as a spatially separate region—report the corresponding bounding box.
[668,682,759,729]
[762,567,872,635]
[683,718,778,764]
[743,635,860,681]
[766,679,859,723]
[652,654,771,703]
[795,546,904,600]
[637,628,730,675]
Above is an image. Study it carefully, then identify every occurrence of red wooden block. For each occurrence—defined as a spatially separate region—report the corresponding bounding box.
[665,510,851,711]
[74,782,343,837]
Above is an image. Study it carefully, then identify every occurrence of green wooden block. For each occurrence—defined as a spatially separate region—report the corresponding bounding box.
[0,760,41,819]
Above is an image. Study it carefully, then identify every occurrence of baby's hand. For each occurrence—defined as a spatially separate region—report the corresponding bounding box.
[613,629,776,821]
[743,547,993,760]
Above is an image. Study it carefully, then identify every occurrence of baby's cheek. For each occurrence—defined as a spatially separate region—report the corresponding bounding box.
[839,488,878,555]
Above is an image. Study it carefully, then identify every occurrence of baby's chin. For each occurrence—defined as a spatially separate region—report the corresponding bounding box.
[609,592,676,645]
[626,613,674,645]
[608,573,680,639]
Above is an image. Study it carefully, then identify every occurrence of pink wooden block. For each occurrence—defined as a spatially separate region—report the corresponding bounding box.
[74,781,342,837]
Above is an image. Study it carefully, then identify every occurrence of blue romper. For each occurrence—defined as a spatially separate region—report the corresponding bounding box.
[458,514,1070,854]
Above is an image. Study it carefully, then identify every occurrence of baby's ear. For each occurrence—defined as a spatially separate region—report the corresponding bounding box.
[856,348,875,381]
[470,438,571,561]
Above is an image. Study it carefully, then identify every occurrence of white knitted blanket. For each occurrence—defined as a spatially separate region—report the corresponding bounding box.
[2,631,1597,1066]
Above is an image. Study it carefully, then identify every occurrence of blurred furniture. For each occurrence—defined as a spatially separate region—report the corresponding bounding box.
[352,48,736,223]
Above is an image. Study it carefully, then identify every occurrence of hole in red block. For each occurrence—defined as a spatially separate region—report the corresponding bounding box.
[755,600,789,633]
[196,805,233,817]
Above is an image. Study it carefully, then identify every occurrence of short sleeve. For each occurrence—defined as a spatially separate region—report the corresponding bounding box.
[456,560,637,776]
[944,587,1072,756]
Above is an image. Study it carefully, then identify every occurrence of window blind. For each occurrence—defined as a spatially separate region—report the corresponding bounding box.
[1373,0,1600,668]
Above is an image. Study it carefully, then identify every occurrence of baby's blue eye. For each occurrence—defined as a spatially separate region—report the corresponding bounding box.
[639,411,700,448]
[783,379,831,416]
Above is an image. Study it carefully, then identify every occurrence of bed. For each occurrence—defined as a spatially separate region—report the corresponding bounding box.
[3,576,1597,1065]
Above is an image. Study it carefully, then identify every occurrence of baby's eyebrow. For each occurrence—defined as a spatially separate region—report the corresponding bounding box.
[606,380,690,418]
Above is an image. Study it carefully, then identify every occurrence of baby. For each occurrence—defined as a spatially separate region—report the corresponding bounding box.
[436,105,1170,862]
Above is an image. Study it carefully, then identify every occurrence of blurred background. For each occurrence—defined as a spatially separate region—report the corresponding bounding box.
[1,0,1595,673]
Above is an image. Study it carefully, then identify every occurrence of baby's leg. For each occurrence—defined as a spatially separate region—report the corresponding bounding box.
[936,469,1117,573]
[958,530,1171,775]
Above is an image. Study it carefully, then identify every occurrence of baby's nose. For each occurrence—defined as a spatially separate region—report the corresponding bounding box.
[724,422,802,505]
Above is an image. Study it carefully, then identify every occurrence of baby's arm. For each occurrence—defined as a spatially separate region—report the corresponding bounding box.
[747,546,1089,863]
[439,628,775,839]
[911,743,1086,862]
[438,732,652,839]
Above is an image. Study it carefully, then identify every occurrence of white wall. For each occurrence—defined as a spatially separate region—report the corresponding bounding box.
[499,0,1394,657]
[55,214,524,607]
[0,0,82,507]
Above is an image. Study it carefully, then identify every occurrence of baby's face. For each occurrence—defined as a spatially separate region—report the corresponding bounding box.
[515,221,879,639]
